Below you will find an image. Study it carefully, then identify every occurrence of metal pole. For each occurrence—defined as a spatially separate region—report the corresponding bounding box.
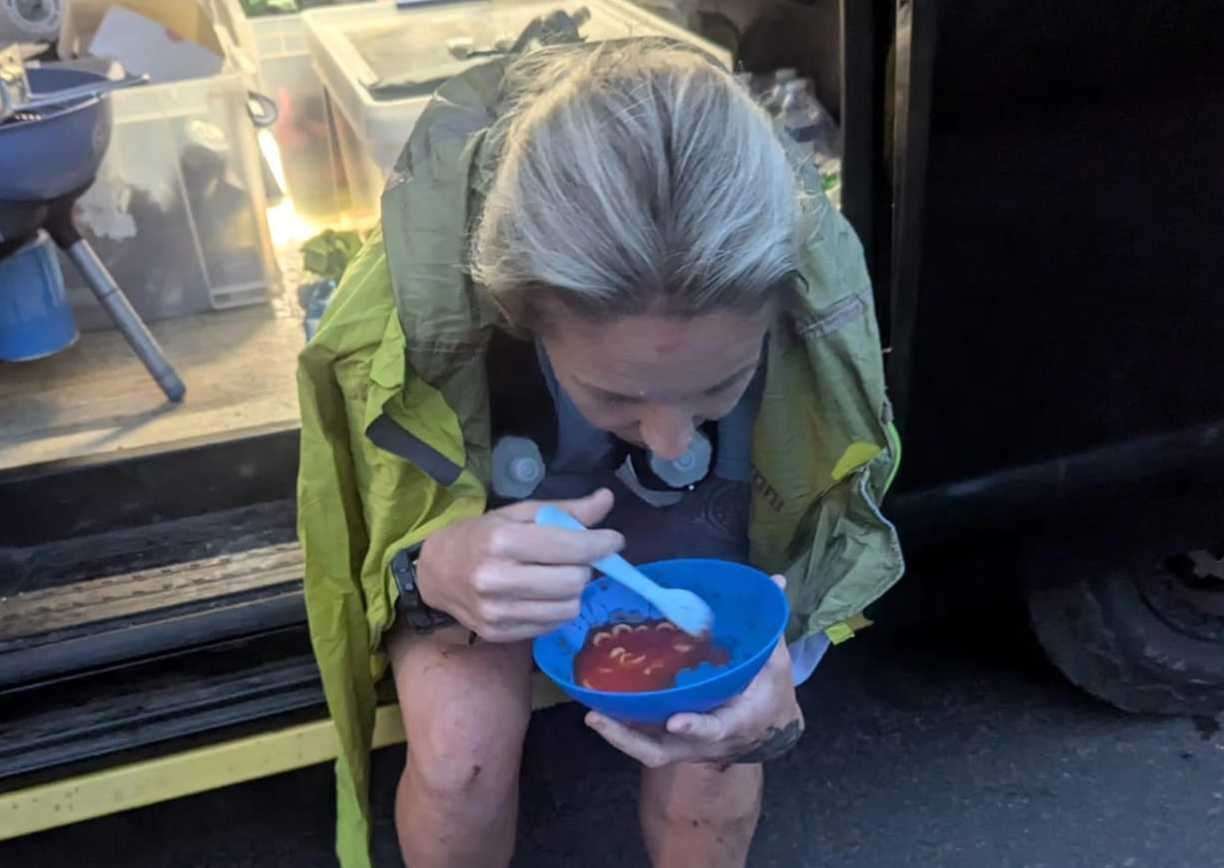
[63,239,186,403]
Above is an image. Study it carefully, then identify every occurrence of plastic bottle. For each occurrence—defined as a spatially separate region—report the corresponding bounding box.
[649,430,712,489]
[777,78,843,208]
[491,436,545,500]
[779,79,839,160]
[760,67,798,116]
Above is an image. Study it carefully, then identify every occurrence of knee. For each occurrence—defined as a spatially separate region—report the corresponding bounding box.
[391,633,534,809]
[405,693,531,804]
[645,763,763,831]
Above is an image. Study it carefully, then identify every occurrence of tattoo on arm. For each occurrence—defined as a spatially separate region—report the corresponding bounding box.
[728,720,804,765]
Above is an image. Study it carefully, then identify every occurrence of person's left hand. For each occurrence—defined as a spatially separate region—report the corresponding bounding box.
[584,575,805,769]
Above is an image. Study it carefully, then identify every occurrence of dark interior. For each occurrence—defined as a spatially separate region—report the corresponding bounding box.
[901,0,1224,488]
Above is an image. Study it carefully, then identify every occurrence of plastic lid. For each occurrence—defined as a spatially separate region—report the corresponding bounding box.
[510,455,543,483]
[649,430,712,488]
[492,435,546,499]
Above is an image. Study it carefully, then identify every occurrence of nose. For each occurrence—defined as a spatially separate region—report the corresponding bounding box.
[639,406,695,462]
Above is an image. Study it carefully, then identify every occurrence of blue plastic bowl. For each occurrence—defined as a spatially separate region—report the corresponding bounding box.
[533,559,789,725]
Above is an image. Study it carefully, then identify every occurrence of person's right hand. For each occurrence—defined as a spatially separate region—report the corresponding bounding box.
[416,489,623,643]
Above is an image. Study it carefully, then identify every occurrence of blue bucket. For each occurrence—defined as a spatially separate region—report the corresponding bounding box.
[0,231,80,362]
[533,559,790,725]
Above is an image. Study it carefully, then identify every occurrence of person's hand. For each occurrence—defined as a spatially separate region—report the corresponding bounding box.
[416,489,623,643]
[585,575,805,768]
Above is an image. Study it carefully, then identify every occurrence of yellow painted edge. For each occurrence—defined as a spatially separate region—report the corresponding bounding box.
[0,705,401,842]
[1,675,571,842]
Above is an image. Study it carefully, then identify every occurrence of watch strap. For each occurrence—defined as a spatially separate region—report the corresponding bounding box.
[391,545,456,632]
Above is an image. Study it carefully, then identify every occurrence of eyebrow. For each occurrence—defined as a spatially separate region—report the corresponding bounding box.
[577,361,759,402]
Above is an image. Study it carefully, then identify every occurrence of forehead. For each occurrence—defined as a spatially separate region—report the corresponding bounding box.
[545,310,769,394]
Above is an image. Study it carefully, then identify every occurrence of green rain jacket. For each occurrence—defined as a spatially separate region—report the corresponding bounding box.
[297,57,904,868]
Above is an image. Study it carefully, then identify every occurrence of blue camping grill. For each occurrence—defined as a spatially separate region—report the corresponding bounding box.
[0,65,185,401]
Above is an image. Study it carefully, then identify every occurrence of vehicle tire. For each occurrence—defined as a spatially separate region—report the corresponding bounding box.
[1024,514,1224,716]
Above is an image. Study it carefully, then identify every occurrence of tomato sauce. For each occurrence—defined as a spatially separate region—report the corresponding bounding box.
[573,619,730,693]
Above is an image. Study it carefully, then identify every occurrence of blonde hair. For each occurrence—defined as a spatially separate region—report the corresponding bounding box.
[471,39,801,327]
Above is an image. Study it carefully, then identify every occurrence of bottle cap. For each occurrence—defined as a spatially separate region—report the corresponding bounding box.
[649,430,712,488]
[492,436,545,499]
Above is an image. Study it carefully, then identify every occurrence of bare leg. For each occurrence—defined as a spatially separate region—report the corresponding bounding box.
[640,761,764,868]
[388,626,534,868]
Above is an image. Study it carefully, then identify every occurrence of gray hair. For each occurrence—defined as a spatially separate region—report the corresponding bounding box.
[471,39,801,327]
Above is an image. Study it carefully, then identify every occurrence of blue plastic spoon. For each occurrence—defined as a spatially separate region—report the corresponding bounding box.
[535,505,715,637]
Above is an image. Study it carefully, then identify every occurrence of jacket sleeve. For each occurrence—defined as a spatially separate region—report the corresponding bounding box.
[749,163,905,644]
[296,229,484,868]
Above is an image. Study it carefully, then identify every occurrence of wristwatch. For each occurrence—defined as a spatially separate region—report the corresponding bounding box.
[391,546,456,633]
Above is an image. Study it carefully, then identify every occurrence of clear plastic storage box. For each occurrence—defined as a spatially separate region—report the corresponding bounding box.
[57,0,282,330]
[303,0,730,220]
[250,13,349,219]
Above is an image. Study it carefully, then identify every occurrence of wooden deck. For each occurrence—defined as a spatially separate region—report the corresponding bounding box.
[0,305,303,472]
